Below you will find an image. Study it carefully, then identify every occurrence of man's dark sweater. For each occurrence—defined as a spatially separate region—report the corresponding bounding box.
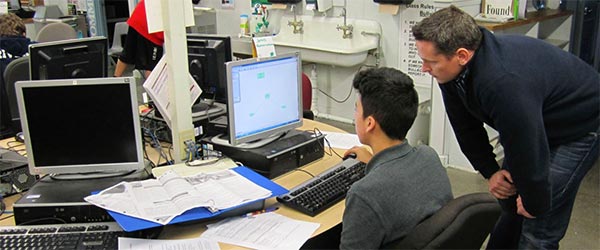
[439,28,599,216]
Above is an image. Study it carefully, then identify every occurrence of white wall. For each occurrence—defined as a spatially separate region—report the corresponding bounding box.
[197,0,416,132]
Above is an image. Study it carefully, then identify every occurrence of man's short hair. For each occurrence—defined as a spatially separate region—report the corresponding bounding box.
[412,5,482,57]
[353,67,418,140]
[0,13,26,37]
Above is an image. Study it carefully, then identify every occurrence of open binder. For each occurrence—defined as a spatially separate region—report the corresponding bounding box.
[107,166,288,232]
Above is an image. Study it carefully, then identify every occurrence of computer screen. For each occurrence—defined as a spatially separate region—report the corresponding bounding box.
[8,0,21,10]
[221,52,303,148]
[187,33,232,106]
[29,36,108,80]
[15,77,144,179]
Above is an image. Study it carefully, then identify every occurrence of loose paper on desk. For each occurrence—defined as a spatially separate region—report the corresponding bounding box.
[322,131,363,149]
[118,237,220,250]
[201,212,320,250]
[143,56,202,128]
[84,169,271,225]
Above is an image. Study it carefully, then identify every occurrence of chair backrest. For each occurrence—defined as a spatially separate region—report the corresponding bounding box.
[35,22,77,43]
[382,192,501,250]
[109,22,129,55]
[301,73,314,120]
[3,56,30,131]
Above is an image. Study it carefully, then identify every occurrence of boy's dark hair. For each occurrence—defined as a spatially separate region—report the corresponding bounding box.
[353,67,418,140]
[412,5,482,57]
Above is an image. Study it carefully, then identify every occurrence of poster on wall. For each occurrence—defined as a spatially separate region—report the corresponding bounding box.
[398,0,436,88]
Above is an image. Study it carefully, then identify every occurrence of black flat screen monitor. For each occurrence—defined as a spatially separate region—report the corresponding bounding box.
[15,77,144,179]
[29,36,108,80]
[187,33,232,107]
[214,52,303,148]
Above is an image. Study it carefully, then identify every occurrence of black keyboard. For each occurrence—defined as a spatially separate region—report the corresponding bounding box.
[277,158,367,216]
[0,222,153,250]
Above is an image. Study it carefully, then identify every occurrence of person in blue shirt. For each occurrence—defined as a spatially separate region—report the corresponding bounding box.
[0,13,33,139]
[412,6,599,249]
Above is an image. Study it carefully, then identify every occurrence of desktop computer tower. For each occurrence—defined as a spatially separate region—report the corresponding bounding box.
[205,130,325,179]
[13,169,150,225]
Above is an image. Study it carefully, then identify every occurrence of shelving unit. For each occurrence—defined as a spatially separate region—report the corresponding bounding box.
[478,9,573,51]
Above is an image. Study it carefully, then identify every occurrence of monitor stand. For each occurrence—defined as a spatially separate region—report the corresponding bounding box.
[210,131,287,149]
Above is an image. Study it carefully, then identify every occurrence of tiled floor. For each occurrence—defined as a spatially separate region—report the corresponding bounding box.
[316,117,600,249]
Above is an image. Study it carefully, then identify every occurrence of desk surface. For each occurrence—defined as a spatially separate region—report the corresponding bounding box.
[0,119,352,249]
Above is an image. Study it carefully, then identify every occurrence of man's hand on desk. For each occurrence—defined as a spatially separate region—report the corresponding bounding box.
[344,146,372,163]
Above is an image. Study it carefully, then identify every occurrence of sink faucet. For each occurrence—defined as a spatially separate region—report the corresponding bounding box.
[287,5,303,34]
[336,6,353,39]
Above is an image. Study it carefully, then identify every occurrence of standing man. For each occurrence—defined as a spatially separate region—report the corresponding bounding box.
[340,67,453,249]
[412,5,599,249]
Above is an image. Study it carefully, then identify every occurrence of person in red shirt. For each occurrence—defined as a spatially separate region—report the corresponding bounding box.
[113,0,164,79]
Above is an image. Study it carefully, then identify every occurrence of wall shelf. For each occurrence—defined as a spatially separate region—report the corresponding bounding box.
[477,9,573,51]
[478,9,572,32]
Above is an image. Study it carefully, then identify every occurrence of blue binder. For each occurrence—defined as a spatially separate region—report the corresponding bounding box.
[107,166,288,231]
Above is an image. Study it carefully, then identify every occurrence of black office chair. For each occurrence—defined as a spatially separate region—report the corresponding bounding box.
[3,56,30,134]
[382,192,501,250]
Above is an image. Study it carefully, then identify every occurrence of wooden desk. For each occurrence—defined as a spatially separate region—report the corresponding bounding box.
[0,138,26,227]
[0,119,352,248]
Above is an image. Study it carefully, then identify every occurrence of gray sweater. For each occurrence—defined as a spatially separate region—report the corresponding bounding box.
[340,142,453,249]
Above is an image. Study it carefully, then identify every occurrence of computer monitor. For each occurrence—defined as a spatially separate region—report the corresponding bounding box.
[29,36,108,80]
[8,0,21,10]
[187,33,232,113]
[15,77,144,179]
[216,52,303,148]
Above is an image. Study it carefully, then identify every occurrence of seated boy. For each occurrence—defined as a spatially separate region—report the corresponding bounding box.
[340,67,453,249]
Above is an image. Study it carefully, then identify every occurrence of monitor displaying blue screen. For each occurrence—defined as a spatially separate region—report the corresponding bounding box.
[224,52,303,147]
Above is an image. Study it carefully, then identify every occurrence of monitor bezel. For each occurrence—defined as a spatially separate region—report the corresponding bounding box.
[15,77,145,176]
[224,52,304,147]
[28,36,108,80]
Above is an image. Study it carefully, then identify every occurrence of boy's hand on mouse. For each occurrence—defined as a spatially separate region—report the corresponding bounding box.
[344,146,373,163]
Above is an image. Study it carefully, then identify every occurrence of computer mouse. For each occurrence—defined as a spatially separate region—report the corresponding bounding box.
[343,153,357,160]
[15,132,25,143]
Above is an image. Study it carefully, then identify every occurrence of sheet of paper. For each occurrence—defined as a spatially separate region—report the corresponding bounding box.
[146,0,195,33]
[201,212,320,250]
[252,36,276,58]
[0,2,7,14]
[118,237,220,250]
[143,56,202,128]
[322,131,363,149]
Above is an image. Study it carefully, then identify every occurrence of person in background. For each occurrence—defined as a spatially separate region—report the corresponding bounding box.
[113,0,164,79]
[0,13,33,139]
[340,67,453,249]
[113,0,201,79]
[412,5,599,249]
